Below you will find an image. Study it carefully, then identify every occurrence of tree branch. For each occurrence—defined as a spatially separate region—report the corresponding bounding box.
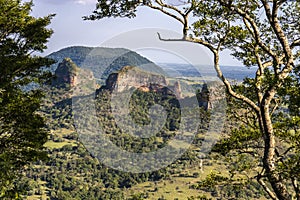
[157,32,259,112]
[257,174,279,200]
[146,3,184,24]
[261,0,293,64]
[213,51,260,112]
[219,1,277,59]
[154,0,185,15]
[291,178,300,200]
[291,38,300,48]
[157,33,216,52]
[254,45,265,103]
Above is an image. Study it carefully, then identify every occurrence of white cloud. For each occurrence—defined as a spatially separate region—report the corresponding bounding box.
[75,0,97,5]
[166,0,187,6]
[40,0,96,5]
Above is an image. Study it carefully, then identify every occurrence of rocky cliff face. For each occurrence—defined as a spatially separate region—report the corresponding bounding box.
[52,59,221,110]
[104,66,182,98]
[197,82,225,110]
[52,57,94,90]
[52,58,79,88]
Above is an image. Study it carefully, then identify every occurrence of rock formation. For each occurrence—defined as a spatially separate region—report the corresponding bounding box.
[104,66,182,98]
[52,58,80,88]
[52,58,94,90]
[197,82,225,110]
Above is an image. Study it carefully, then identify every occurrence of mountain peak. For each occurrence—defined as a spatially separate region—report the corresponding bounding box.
[52,58,80,88]
[58,57,79,74]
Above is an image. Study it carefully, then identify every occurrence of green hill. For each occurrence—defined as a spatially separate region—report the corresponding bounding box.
[47,46,165,83]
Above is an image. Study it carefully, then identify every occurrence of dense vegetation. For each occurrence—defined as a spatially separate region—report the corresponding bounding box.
[19,81,270,199]
[19,83,199,199]
[87,0,300,199]
[2,0,300,199]
[0,0,54,198]
[15,68,271,199]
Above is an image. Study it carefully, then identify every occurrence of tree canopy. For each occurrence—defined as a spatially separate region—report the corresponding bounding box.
[87,1,300,199]
[0,0,54,198]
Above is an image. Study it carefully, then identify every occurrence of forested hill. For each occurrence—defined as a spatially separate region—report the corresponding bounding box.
[47,46,165,82]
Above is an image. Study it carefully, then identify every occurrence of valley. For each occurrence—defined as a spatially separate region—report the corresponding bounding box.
[21,46,266,200]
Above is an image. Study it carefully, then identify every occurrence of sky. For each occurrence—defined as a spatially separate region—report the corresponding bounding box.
[31,0,242,66]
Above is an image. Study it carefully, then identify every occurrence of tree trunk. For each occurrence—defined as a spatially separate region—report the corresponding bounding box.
[260,102,291,200]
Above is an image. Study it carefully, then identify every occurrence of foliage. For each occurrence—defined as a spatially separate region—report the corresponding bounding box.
[87,0,300,199]
[0,0,54,198]
[19,81,211,199]
[17,56,271,199]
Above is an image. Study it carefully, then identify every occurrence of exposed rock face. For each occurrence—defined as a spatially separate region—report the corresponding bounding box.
[171,81,182,99]
[197,84,210,109]
[105,66,167,92]
[52,58,79,88]
[52,59,223,109]
[197,82,225,110]
[52,58,94,89]
[104,66,182,98]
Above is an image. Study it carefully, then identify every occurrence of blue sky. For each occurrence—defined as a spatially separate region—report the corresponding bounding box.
[31,0,241,66]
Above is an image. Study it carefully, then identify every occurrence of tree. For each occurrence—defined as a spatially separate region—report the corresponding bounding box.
[86,1,300,199]
[0,0,54,198]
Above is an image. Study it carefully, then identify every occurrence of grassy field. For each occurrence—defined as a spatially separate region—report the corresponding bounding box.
[124,165,216,199]
[25,128,269,200]
[43,128,78,149]
[43,140,76,149]
[122,157,234,199]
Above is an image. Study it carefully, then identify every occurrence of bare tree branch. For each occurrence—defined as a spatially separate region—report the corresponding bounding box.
[291,38,300,48]
[261,0,293,63]
[213,51,260,112]
[157,33,216,51]
[259,179,279,200]
[219,1,277,59]
[158,31,260,112]
[146,3,184,24]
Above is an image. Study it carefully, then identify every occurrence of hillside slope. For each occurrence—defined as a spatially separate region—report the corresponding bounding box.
[47,46,165,83]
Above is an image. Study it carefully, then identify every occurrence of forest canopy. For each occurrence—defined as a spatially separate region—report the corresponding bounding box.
[86,1,300,199]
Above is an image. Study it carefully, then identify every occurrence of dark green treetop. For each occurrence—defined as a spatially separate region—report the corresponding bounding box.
[0,0,54,198]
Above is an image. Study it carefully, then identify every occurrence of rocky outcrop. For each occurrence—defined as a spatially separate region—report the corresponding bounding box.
[197,82,225,110]
[103,66,182,98]
[52,58,79,88]
[52,59,222,110]
[170,81,182,99]
[52,58,94,89]
[197,84,210,109]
